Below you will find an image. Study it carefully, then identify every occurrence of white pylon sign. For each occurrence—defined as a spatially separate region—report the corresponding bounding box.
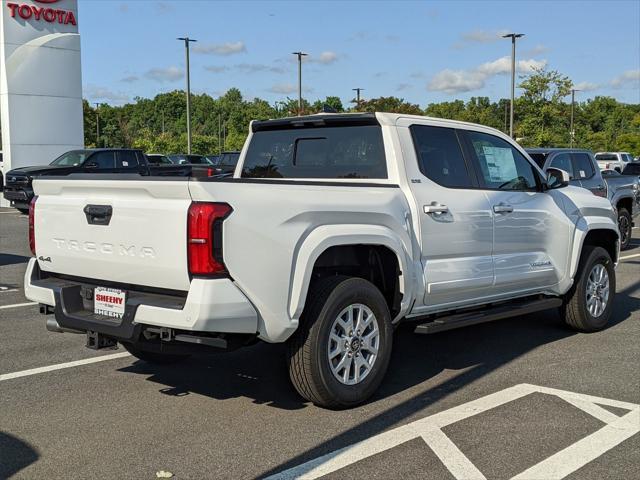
[0,0,84,201]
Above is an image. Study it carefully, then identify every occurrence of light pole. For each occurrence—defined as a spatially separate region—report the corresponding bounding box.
[292,51,308,115]
[178,37,197,153]
[352,88,364,110]
[502,33,524,138]
[94,102,101,148]
[570,89,580,148]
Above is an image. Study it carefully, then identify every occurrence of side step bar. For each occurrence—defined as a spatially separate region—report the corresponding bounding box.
[414,297,562,334]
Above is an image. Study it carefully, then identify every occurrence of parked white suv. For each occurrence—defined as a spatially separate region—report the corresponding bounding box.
[25,113,619,408]
[595,152,634,173]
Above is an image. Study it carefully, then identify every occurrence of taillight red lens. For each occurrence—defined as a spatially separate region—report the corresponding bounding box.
[187,202,232,275]
[29,195,38,255]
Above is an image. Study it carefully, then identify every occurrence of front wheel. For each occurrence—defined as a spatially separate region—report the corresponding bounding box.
[121,342,190,365]
[618,208,632,250]
[287,276,393,409]
[561,246,615,332]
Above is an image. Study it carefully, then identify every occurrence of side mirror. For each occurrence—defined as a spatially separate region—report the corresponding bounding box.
[546,167,570,189]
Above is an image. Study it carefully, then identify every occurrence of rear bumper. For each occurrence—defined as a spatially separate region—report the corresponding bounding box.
[24,258,258,341]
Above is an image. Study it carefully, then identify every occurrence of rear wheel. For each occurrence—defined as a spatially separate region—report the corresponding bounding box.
[121,342,190,365]
[561,246,615,332]
[618,208,632,250]
[287,276,393,409]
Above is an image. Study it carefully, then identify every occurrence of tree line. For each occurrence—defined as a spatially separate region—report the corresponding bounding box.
[80,67,638,156]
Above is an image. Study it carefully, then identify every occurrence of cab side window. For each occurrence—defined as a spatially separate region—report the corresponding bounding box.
[572,153,595,179]
[87,151,116,169]
[117,151,139,169]
[549,153,574,178]
[410,125,473,188]
[466,131,539,191]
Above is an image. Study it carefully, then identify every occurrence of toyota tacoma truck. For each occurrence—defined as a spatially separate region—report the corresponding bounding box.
[24,113,619,409]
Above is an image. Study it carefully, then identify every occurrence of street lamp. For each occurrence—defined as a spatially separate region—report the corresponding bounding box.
[502,33,524,138]
[94,102,102,148]
[292,51,308,116]
[352,88,364,110]
[178,37,197,154]
[570,89,581,148]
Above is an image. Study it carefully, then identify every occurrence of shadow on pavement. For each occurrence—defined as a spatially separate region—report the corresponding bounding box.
[0,253,30,267]
[0,432,39,478]
[117,278,637,477]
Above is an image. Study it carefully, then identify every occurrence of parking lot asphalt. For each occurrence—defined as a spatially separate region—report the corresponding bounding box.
[1,206,639,479]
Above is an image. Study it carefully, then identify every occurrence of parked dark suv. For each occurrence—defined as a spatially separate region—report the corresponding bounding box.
[4,149,152,212]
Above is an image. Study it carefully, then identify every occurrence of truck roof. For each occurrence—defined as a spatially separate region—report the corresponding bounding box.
[251,112,509,134]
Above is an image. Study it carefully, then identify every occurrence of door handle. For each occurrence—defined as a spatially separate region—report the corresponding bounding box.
[424,203,449,215]
[493,204,514,214]
[84,204,113,226]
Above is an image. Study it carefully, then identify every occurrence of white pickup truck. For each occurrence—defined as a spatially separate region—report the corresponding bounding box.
[25,113,619,408]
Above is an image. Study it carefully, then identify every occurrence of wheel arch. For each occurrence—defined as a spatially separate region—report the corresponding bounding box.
[569,221,619,281]
[288,224,413,323]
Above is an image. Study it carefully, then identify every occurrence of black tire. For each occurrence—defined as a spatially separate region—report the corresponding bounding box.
[618,208,632,250]
[561,245,615,332]
[121,342,190,365]
[286,276,393,409]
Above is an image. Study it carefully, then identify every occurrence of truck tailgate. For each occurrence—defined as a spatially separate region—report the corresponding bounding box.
[33,178,192,291]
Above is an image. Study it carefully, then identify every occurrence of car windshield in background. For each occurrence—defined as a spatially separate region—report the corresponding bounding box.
[147,155,172,165]
[168,155,210,165]
[527,153,547,168]
[50,150,90,166]
[242,125,387,179]
[219,152,240,167]
[595,154,617,161]
[622,163,640,175]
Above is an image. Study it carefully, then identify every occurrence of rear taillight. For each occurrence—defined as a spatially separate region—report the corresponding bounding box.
[28,196,38,255]
[187,202,232,276]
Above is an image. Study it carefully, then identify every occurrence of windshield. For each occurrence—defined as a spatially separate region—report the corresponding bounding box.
[595,154,617,161]
[219,153,240,167]
[50,150,90,166]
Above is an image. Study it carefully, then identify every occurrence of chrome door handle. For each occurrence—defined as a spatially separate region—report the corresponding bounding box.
[493,204,514,214]
[424,203,449,214]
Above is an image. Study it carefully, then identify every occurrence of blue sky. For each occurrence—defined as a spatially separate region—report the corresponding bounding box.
[79,0,640,107]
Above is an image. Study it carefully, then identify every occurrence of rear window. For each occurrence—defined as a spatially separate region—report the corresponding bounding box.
[117,151,139,168]
[219,153,240,167]
[595,154,617,161]
[241,125,387,179]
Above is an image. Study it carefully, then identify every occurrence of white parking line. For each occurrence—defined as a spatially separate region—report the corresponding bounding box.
[620,253,640,261]
[0,352,131,382]
[0,301,37,310]
[265,384,640,480]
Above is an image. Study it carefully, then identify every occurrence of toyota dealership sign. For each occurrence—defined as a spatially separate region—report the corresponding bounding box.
[0,0,84,202]
[6,0,77,25]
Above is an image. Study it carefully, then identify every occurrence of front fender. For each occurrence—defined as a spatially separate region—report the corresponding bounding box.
[569,216,620,280]
[288,224,414,322]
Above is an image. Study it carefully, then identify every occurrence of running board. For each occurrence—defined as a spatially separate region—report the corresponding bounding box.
[414,297,563,334]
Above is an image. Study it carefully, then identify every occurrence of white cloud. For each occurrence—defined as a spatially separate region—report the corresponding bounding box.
[84,85,130,105]
[120,75,138,83]
[236,63,285,74]
[463,29,509,43]
[574,81,600,92]
[268,83,313,94]
[145,66,183,83]
[611,69,640,88]
[523,44,549,57]
[193,41,246,56]
[453,29,511,48]
[307,51,339,65]
[428,70,485,94]
[428,56,547,94]
[204,65,229,74]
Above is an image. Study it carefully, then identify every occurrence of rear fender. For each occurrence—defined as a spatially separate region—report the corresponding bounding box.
[288,224,413,322]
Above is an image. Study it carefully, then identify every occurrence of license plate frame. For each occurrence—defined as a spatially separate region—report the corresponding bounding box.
[93,287,126,319]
